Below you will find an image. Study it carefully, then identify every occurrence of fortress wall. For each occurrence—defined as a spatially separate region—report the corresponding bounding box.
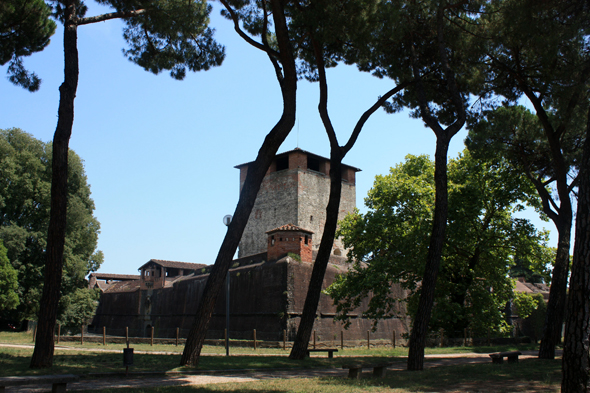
[286,260,410,341]
[93,260,290,340]
[90,290,141,336]
[92,258,408,342]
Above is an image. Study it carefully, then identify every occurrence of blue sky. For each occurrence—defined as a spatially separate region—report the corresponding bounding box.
[0,2,554,275]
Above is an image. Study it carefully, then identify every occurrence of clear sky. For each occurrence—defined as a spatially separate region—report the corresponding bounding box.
[0,2,554,276]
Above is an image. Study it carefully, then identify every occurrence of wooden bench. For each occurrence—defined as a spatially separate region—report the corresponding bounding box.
[342,362,394,379]
[489,351,522,364]
[0,374,79,392]
[306,348,338,358]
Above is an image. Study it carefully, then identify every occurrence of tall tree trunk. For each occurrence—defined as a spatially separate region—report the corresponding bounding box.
[407,135,450,371]
[519,75,575,361]
[561,109,590,392]
[538,218,572,359]
[289,155,343,360]
[180,0,297,367]
[30,0,79,369]
[287,32,409,359]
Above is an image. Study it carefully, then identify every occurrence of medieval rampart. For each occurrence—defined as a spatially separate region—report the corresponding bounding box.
[91,258,409,341]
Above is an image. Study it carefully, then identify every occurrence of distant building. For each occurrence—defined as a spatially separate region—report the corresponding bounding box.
[90,149,409,342]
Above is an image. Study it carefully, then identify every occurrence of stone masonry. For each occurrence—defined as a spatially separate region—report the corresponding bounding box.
[235,148,358,258]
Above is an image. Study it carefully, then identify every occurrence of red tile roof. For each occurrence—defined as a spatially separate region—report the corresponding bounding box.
[138,259,207,271]
[266,224,314,234]
[89,273,140,281]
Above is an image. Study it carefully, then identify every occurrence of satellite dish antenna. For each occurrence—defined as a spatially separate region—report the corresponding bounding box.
[223,215,232,227]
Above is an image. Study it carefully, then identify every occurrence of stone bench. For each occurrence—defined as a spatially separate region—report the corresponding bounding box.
[342,362,394,379]
[306,348,338,358]
[0,374,79,392]
[489,351,522,364]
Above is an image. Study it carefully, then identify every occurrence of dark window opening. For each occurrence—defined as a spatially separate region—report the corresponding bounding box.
[305,235,309,245]
[276,156,289,171]
[271,235,275,246]
[280,237,283,242]
[307,157,320,172]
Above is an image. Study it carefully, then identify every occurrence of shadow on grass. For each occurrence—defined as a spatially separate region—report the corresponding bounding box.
[71,360,560,393]
[316,358,561,392]
[0,348,403,377]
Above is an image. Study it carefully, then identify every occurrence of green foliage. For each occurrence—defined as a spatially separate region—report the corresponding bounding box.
[0,0,57,91]
[513,292,540,320]
[57,288,100,335]
[0,128,102,322]
[340,0,487,124]
[96,0,224,79]
[476,0,590,110]
[466,104,584,204]
[0,240,19,311]
[327,151,552,337]
[524,293,547,342]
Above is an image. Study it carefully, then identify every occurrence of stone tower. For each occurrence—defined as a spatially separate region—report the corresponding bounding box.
[235,148,359,258]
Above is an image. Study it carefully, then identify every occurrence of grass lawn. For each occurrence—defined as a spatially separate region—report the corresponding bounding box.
[0,331,538,356]
[0,331,560,392]
[70,359,561,393]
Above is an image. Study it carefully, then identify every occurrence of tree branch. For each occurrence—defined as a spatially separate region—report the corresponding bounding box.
[312,37,339,151]
[435,2,466,138]
[76,9,146,26]
[343,80,412,154]
[218,0,280,59]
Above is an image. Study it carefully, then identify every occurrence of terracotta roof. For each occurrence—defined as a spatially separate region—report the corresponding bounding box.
[138,259,207,271]
[515,280,533,293]
[94,281,111,291]
[266,224,314,234]
[103,280,141,293]
[89,273,140,281]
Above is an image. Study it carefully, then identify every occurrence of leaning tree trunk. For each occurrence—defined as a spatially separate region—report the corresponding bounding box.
[179,0,297,367]
[407,136,450,371]
[289,156,343,360]
[179,109,295,366]
[561,109,590,392]
[30,0,79,369]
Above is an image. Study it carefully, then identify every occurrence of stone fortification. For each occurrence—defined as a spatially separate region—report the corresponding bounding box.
[90,149,409,343]
[235,148,358,258]
[91,257,409,341]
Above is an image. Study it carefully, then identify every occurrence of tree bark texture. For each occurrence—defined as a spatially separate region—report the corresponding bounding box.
[407,136,450,371]
[30,0,79,368]
[289,156,343,360]
[179,0,297,367]
[561,109,590,392]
